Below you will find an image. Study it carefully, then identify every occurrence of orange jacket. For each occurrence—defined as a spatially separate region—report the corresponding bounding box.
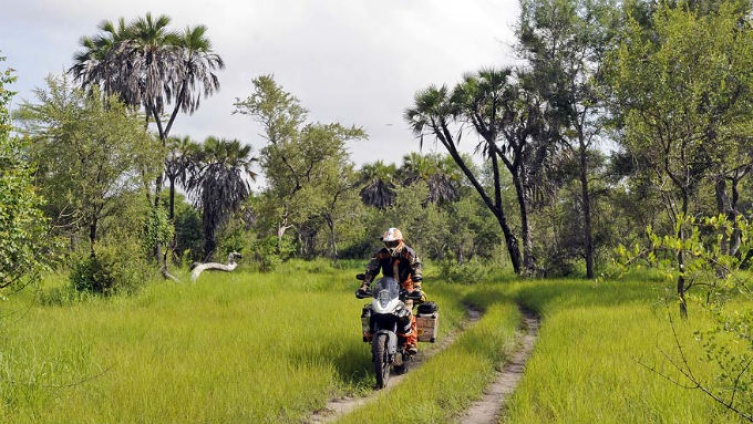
[363,245,423,287]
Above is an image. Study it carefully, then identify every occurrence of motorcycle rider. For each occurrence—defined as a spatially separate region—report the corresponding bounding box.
[357,227,423,354]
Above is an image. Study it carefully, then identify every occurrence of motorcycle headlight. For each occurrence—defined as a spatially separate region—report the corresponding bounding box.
[378,290,391,308]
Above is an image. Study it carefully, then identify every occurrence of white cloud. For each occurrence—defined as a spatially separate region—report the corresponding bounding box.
[1,0,521,168]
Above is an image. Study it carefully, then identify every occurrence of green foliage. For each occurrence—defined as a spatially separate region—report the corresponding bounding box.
[0,55,51,291]
[70,234,155,295]
[616,214,753,420]
[214,214,251,260]
[616,215,752,301]
[144,204,174,259]
[15,76,162,256]
[437,257,492,284]
[70,256,116,294]
[172,193,204,263]
[249,235,294,272]
[443,195,502,261]
[607,1,753,214]
[235,75,367,259]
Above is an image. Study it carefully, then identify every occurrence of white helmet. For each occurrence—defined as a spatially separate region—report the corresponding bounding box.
[381,227,404,257]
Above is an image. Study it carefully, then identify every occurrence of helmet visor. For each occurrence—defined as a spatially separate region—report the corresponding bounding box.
[384,240,400,249]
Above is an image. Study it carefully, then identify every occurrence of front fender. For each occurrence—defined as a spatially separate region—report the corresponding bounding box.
[373,330,398,357]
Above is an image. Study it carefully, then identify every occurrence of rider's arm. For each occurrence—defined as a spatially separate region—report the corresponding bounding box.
[363,252,384,284]
[409,252,423,290]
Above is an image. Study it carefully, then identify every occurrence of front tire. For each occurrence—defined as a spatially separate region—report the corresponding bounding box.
[372,333,390,389]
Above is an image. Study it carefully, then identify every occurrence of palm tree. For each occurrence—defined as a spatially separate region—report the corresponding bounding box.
[70,14,179,116]
[70,14,225,271]
[166,25,224,136]
[165,135,201,220]
[455,68,548,273]
[358,161,397,209]
[399,152,460,204]
[188,137,258,260]
[73,15,225,142]
[123,14,180,115]
[69,18,131,102]
[405,84,523,274]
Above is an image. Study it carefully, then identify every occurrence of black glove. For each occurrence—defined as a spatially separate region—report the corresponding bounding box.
[355,283,370,298]
[406,289,423,301]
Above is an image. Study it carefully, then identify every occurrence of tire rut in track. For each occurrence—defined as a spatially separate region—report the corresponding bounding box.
[306,306,482,424]
[458,306,539,424]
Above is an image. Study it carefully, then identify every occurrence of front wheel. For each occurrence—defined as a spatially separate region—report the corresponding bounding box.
[372,333,390,389]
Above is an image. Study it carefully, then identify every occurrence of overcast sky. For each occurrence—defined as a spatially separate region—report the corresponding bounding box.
[1,0,521,167]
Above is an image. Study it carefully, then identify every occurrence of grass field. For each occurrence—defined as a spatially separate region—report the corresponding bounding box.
[505,278,748,424]
[0,261,476,423]
[0,262,749,423]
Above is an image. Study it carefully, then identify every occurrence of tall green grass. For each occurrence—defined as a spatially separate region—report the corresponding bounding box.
[3,263,748,423]
[0,261,469,423]
[504,278,748,424]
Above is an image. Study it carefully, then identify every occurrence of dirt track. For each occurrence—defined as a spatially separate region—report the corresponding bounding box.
[306,306,539,424]
[458,307,539,424]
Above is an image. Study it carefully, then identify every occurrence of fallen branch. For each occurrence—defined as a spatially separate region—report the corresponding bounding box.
[161,266,182,283]
[190,252,242,282]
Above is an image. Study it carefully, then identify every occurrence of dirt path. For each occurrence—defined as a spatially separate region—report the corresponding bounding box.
[307,306,539,424]
[307,306,482,424]
[459,307,540,424]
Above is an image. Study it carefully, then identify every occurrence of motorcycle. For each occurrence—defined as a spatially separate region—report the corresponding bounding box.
[355,274,423,389]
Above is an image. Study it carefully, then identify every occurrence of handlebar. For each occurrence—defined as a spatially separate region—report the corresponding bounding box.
[355,288,370,299]
[354,285,423,301]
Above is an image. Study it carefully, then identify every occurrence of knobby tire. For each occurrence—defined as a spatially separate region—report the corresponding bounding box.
[373,333,390,389]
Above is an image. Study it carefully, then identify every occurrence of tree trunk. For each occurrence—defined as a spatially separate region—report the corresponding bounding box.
[435,120,522,274]
[715,175,744,257]
[326,215,337,260]
[168,175,176,221]
[203,230,217,262]
[190,252,240,282]
[512,170,536,274]
[89,215,98,259]
[578,145,594,279]
[498,214,522,274]
[677,189,689,319]
[151,107,169,273]
[491,150,522,274]
[167,174,178,266]
[154,174,165,267]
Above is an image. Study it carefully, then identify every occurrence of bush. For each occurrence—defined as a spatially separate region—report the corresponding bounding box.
[250,235,295,272]
[437,258,491,284]
[70,255,116,294]
[69,240,154,295]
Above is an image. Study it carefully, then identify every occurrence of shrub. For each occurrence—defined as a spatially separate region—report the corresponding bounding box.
[250,235,295,272]
[69,239,154,295]
[70,255,115,294]
[437,258,491,284]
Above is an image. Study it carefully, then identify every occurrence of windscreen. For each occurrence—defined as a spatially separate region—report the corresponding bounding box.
[372,276,400,303]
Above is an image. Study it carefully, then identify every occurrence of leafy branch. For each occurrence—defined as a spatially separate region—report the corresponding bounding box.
[618,214,753,422]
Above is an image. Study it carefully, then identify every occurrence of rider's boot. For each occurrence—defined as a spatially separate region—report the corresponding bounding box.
[403,315,418,354]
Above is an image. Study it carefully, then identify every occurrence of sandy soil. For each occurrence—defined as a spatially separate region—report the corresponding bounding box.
[458,307,539,424]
